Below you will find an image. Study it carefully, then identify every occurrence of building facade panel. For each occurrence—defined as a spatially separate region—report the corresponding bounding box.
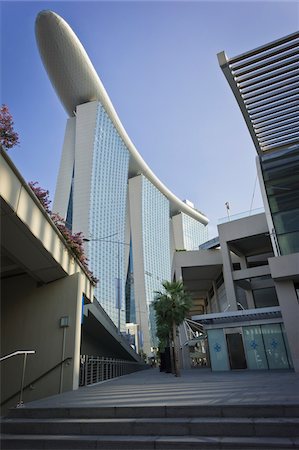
[88,102,130,327]
[142,176,171,348]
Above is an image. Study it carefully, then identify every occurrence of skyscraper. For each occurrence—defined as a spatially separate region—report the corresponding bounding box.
[35,10,209,354]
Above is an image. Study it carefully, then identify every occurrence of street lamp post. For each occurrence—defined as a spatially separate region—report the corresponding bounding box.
[83,234,130,334]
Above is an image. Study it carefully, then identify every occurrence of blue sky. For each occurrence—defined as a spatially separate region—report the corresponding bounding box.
[1,1,298,238]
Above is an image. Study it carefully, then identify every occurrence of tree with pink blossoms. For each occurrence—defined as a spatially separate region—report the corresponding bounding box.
[29,181,98,284]
[0,104,19,150]
[28,182,51,214]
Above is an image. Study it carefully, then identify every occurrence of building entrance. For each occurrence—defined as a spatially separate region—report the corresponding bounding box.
[226,333,247,370]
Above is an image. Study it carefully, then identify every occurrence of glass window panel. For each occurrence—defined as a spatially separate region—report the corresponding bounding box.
[261,324,290,369]
[273,208,299,234]
[278,231,299,255]
[181,213,208,250]
[89,103,130,329]
[268,190,299,213]
[243,325,268,370]
[252,287,279,308]
[207,329,230,371]
[141,176,171,348]
[265,173,299,196]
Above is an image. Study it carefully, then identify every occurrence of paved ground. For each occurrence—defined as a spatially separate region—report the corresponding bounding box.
[25,368,299,408]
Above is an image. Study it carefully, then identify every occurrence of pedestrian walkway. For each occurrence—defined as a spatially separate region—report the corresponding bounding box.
[24,368,299,408]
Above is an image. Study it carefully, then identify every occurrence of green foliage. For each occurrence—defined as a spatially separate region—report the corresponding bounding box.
[153,280,192,349]
[154,280,192,327]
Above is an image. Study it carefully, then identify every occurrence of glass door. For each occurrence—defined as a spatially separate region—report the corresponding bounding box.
[226,333,247,370]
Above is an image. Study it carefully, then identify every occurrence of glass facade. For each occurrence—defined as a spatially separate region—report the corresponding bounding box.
[243,325,269,370]
[261,145,299,255]
[89,103,130,328]
[181,213,208,250]
[205,324,294,371]
[261,324,290,370]
[252,286,279,308]
[142,176,171,347]
[207,329,230,371]
[60,101,207,344]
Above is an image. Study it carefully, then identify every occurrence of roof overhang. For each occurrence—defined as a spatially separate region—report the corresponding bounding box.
[83,302,142,362]
[192,306,282,327]
[218,31,299,155]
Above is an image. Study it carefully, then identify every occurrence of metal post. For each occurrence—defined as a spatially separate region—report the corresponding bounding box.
[225,201,230,221]
[17,353,28,407]
[100,357,104,381]
[96,357,99,383]
[85,355,88,386]
[59,327,67,393]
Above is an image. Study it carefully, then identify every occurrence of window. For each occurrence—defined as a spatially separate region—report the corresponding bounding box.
[252,287,279,308]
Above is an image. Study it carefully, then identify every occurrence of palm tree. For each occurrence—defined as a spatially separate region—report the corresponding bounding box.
[153,280,192,377]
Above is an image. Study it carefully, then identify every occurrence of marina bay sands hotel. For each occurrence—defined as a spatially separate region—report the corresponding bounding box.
[35,11,209,355]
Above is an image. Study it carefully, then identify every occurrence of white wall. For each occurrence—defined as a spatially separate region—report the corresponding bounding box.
[53,117,76,218]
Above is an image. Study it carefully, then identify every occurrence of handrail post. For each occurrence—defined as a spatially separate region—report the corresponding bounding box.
[85,355,88,386]
[17,353,28,407]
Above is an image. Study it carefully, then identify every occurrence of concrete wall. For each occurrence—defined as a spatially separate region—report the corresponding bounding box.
[172,214,184,250]
[81,330,117,357]
[52,117,76,218]
[72,101,98,237]
[218,213,269,312]
[1,273,82,411]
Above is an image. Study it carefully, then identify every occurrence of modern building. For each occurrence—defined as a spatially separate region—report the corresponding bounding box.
[172,207,209,252]
[218,31,299,372]
[35,11,209,356]
[175,211,295,371]
[1,148,143,412]
[174,31,299,373]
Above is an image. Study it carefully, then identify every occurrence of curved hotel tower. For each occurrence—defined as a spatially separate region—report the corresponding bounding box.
[35,10,209,354]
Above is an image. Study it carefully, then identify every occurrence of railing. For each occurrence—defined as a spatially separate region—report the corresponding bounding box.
[79,355,147,386]
[218,207,265,224]
[1,356,72,408]
[0,350,35,407]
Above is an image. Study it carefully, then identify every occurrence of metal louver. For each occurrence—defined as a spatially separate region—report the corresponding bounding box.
[218,31,299,154]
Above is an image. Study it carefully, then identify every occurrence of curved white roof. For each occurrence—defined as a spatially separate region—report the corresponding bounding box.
[35,10,208,224]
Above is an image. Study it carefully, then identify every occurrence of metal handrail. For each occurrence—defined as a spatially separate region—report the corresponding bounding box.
[1,357,72,408]
[0,350,35,407]
[79,355,147,386]
[0,350,35,362]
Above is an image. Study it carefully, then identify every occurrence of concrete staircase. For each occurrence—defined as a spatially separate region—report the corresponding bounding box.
[1,404,299,449]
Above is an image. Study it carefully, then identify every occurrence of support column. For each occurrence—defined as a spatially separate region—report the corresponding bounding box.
[212,281,220,312]
[219,241,238,311]
[178,323,191,369]
[239,256,255,309]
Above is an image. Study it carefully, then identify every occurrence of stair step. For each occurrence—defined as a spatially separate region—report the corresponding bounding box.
[2,417,299,437]
[1,434,299,449]
[6,404,299,419]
